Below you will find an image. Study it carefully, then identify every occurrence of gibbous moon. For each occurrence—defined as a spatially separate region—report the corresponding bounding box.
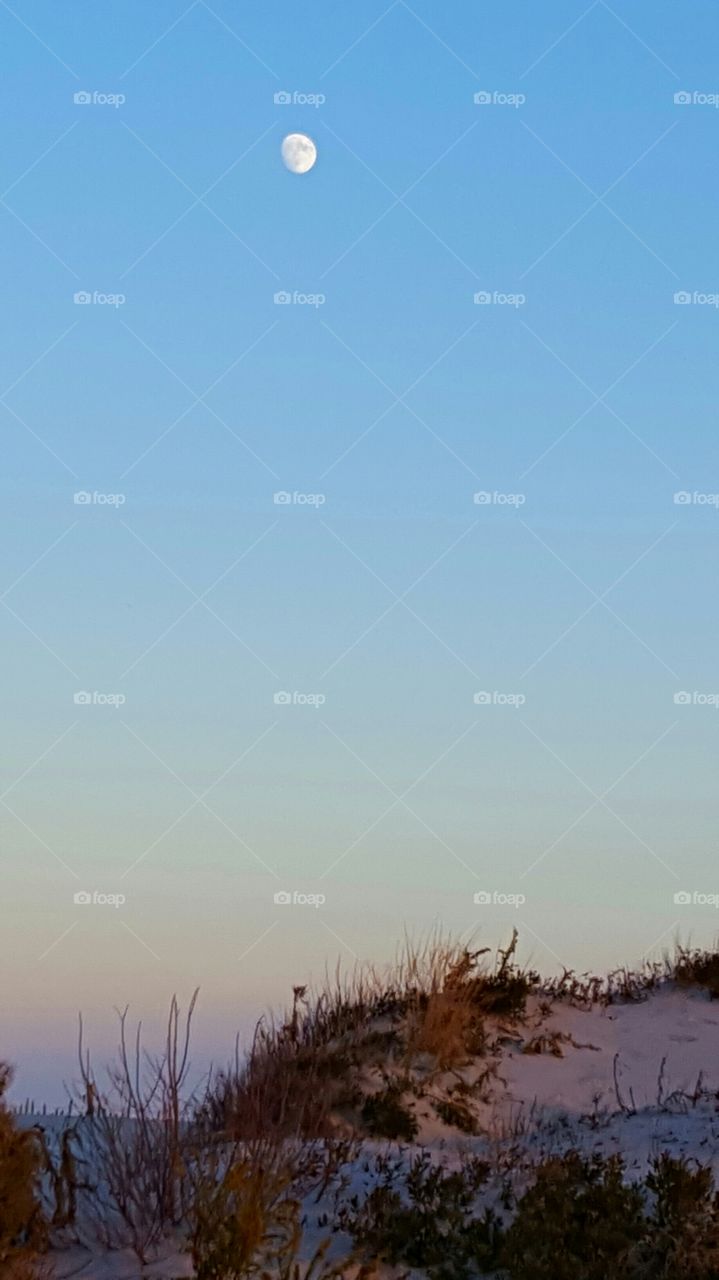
[281,133,317,174]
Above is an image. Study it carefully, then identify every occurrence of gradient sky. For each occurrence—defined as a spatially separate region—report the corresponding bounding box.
[2,0,719,1103]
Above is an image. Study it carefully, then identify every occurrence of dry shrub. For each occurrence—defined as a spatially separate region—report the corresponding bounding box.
[0,1064,47,1278]
[74,991,354,1272]
[522,1030,572,1057]
[76,992,199,1263]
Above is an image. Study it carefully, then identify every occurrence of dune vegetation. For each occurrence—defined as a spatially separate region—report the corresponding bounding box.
[6,933,719,1278]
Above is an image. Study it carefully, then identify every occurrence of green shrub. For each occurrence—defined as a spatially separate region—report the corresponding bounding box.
[649,1152,715,1228]
[341,1148,719,1280]
[637,1153,719,1279]
[360,1082,418,1141]
[339,1150,499,1280]
[502,1151,645,1280]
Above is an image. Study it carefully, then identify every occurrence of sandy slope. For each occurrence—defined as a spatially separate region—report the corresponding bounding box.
[499,988,719,1115]
[31,985,719,1277]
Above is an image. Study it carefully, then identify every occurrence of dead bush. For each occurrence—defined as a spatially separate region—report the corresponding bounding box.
[75,991,199,1263]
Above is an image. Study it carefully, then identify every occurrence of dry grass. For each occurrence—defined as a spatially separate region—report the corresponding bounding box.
[404,930,539,1069]
[203,931,538,1137]
[187,1135,343,1280]
[0,1064,47,1279]
[407,984,486,1069]
[403,946,490,1069]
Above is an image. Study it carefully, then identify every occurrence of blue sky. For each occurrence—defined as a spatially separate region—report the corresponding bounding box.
[2,0,719,1100]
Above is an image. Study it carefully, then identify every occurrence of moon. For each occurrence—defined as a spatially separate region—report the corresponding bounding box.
[281,133,317,175]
